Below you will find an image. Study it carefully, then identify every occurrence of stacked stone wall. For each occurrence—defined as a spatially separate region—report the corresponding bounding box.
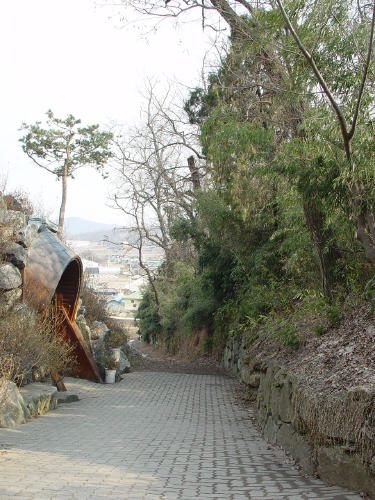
[224,335,375,497]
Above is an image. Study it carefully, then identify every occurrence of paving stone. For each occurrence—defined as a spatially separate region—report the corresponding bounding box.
[0,373,363,499]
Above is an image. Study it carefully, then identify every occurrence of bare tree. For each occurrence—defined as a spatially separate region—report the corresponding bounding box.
[108,79,205,312]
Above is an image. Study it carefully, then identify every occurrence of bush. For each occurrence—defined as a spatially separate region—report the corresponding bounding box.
[0,305,77,387]
[3,190,33,216]
[80,280,108,326]
[275,319,300,348]
[106,330,127,348]
[136,289,162,344]
[80,279,128,344]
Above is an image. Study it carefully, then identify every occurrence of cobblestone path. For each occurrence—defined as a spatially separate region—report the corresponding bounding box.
[0,372,361,499]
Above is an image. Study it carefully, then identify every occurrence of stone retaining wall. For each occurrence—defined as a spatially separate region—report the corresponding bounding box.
[223,335,375,498]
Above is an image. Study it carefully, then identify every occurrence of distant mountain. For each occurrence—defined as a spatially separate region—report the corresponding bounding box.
[64,217,123,240]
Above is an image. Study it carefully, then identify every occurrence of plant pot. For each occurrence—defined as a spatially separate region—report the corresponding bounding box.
[105,368,116,384]
[110,348,121,362]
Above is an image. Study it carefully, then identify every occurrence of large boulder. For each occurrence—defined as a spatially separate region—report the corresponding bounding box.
[0,288,22,313]
[19,383,58,418]
[76,315,92,348]
[91,321,109,340]
[0,381,31,427]
[16,223,39,248]
[3,242,27,269]
[317,446,375,498]
[0,210,26,230]
[119,350,131,374]
[0,195,7,211]
[0,263,22,290]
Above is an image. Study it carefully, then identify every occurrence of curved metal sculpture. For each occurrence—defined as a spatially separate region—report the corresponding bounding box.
[23,230,103,384]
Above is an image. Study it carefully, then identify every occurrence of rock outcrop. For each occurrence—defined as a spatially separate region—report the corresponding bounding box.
[0,381,31,427]
[0,213,59,314]
[0,380,60,428]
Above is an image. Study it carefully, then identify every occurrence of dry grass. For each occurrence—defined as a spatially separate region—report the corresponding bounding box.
[0,305,77,389]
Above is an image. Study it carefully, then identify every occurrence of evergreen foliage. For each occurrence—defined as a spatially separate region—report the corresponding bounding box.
[19,110,113,238]
[128,0,375,354]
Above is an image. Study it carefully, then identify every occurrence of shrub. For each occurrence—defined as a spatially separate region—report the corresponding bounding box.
[3,190,33,216]
[80,280,108,326]
[275,320,300,348]
[0,305,77,388]
[95,349,117,370]
[314,325,327,336]
[80,278,128,344]
[136,289,162,344]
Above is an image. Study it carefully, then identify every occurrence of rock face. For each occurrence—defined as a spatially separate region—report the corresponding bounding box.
[119,350,131,375]
[0,263,22,290]
[76,315,92,349]
[317,446,375,497]
[0,381,60,428]
[16,222,40,248]
[224,335,375,498]
[0,210,26,230]
[3,242,27,269]
[223,335,246,376]
[91,321,109,341]
[0,210,59,313]
[20,383,58,418]
[0,289,22,314]
[0,381,31,427]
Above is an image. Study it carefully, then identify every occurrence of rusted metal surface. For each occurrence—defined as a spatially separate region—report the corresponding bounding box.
[23,231,103,383]
[51,371,67,392]
[23,231,81,318]
[60,308,103,383]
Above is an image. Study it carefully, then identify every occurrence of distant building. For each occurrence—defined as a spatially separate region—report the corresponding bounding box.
[124,291,143,311]
[85,267,99,274]
[66,240,91,248]
[107,296,124,314]
[106,291,143,316]
[144,259,163,269]
[97,287,118,298]
[81,258,100,275]
[98,266,121,275]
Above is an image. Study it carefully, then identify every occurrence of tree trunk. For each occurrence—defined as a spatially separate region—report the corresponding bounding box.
[188,156,201,192]
[355,207,375,264]
[138,237,160,311]
[302,193,341,298]
[57,159,69,240]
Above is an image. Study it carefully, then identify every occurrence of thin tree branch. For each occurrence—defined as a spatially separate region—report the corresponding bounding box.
[275,0,351,159]
[348,0,375,140]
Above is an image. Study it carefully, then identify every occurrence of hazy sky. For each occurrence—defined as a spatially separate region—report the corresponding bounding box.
[0,0,214,225]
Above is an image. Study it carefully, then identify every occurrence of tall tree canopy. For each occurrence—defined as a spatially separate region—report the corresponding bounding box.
[19,110,113,238]
[109,0,375,267]
[92,0,375,354]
